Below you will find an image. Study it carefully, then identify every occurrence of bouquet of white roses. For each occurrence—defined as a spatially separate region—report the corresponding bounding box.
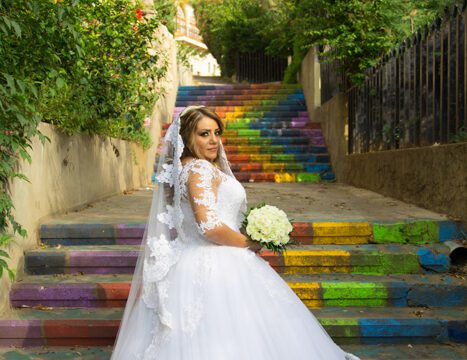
[242,203,293,253]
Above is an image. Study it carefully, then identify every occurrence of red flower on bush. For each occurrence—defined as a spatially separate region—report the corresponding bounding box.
[135,8,143,20]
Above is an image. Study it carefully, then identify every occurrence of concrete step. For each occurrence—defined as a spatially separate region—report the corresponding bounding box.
[10,273,466,308]
[159,135,324,146]
[174,94,304,103]
[173,111,309,120]
[227,153,330,164]
[175,99,306,107]
[226,120,311,129]
[229,162,331,173]
[222,128,322,137]
[162,118,313,130]
[11,274,133,308]
[226,117,321,131]
[0,347,113,360]
[341,344,467,359]
[226,116,310,123]
[177,89,303,95]
[177,93,304,100]
[225,111,307,119]
[155,156,331,173]
[39,220,459,247]
[262,244,451,275]
[222,136,322,146]
[24,245,138,275]
[174,99,305,108]
[176,88,303,95]
[23,244,451,275]
[39,224,145,246]
[174,113,308,122]
[174,103,306,111]
[176,89,303,96]
[0,308,121,347]
[233,171,335,183]
[167,118,311,130]
[0,307,464,346]
[283,273,466,308]
[315,306,467,344]
[175,114,310,121]
[223,144,327,154]
[179,83,301,88]
[2,344,467,360]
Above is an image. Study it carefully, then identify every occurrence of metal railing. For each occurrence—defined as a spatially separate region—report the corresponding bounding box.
[348,5,467,153]
[320,57,349,104]
[235,52,288,83]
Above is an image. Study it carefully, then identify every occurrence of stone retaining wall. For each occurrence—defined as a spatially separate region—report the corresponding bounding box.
[0,25,190,314]
[300,49,467,226]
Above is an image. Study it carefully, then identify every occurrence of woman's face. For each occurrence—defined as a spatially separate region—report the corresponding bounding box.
[192,116,221,161]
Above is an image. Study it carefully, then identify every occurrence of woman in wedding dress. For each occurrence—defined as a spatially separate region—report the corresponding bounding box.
[111,105,360,360]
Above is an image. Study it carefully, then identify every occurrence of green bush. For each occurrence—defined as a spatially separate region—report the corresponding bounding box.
[0,0,170,279]
[290,0,459,84]
[193,0,270,77]
[193,0,458,84]
[0,0,79,279]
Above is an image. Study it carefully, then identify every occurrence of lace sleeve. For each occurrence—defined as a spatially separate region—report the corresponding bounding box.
[185,159,223,236]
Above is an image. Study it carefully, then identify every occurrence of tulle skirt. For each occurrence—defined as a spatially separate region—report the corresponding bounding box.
[112,244,359,360]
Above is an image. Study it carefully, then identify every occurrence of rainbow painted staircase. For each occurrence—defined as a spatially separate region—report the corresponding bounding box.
[1,84,466,359]
[165,83,335,183]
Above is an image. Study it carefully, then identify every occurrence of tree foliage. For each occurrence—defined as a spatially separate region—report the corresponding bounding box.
[192,0,271,77]
[0,0,170,280]
[193,0,458,83]
[289,0,459,83]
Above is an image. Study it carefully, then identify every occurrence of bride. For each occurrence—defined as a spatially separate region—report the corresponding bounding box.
[111,105,360,360]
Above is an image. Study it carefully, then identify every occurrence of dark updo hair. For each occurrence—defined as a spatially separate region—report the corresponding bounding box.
[179,106,224,164]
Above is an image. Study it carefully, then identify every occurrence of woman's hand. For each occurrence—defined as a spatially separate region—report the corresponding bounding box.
[240,228,262,253]
[245,238,263,253]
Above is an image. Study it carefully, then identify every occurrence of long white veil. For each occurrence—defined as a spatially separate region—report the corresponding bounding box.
[111,105,234,359]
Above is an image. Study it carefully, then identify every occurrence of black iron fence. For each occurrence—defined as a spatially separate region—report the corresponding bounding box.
[348,5,467,154]
[235,52,288,83]
[320,57,349,104]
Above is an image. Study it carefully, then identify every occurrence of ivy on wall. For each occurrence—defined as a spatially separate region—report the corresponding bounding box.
[0,0,171,279]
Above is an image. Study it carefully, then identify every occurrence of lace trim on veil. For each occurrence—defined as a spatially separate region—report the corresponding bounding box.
[140,119,187,358]
[139,115,238,359]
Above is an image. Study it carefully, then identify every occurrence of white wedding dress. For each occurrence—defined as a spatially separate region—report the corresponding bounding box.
[112,159,359,360]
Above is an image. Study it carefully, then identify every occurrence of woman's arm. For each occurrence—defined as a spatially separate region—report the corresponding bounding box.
[205,225,262,252]
[186,160,259,250]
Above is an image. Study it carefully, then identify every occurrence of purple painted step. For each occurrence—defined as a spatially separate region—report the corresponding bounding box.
[25,246,138,274]
[291,120,308,128]
[311,137,325,146]
[10,275,131,308]
[0,311,120,347]
[11,276,132,308]
[10,273,467,309]
[1,307,465,346]
[40,224,145,246]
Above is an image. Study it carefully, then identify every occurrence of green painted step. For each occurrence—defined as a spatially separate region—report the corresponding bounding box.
[1,344,467,360]
[22,244,452,275]
[1,307,464,346]
[342,344,467,359]
[10,273,466,308]
[223,137,312,146]
[0,347,112,360]
[284,273,466,308]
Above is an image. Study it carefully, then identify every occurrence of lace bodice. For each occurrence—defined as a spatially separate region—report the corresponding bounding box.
[179,159,247,245]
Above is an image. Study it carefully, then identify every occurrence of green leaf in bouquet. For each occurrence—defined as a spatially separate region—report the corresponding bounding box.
[261,241,287,254]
